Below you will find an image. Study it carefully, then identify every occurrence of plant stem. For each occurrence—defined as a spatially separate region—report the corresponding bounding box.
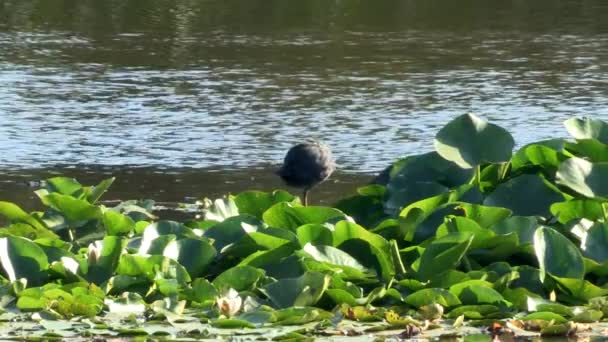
[390,239,406,276]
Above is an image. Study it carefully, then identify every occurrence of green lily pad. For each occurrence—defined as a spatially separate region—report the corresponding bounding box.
[261,271,330,308]
[296,224,333,246]
[564,117,608,143]
[234,190,297,219]
[511,141,567,173]
[565,139,608,162]
[386,152,474,187]
[43,193,102,223]
[0,236,49,285]
[86,236,127,285]
[434,113,515,168]
[534,227,584,282]
[404,288,461,308]
[556,157,608,199]
[449,281,506,306]
[490,216,538,245]
[204,215,264,252]
[262,203,346,231]
[550,199,604,224]
[483,174,565,217]
[211,318,256,329]
[103,210,135,236]
[212,265,265,292]
[522,311,568,323]
[580,222,608,263]
[0,201,46,230]
[163,238,216,278]
[116,254,190,284]
[46,177,83,196]
[416,232,474,281]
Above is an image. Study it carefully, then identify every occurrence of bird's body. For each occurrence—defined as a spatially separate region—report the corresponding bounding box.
[277,141,335,205]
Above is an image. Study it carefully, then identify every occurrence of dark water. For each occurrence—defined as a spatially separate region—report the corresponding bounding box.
[1,0,608,207]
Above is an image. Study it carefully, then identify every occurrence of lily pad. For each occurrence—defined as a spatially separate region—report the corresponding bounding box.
[483,174,565,217]
[0,236,49,285]
[261,272,330,308]
[434,113,515,168]
[564,117,608,143]
[534,227,584,282]
[556,157,608,199]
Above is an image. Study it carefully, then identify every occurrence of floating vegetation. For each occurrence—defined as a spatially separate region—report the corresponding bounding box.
[2,114,608,339]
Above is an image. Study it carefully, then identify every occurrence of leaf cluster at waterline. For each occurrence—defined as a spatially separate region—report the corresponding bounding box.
[1,115,608,339]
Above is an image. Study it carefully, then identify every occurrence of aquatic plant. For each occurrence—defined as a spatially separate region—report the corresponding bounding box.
[0,114,608,339]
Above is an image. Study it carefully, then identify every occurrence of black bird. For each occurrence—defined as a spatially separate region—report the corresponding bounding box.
[277,140,336,206]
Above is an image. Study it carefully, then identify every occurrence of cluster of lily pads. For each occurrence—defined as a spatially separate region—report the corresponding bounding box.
[1,114,608,339]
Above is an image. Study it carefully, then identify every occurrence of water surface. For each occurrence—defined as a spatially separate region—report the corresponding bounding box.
[1,0,608,205]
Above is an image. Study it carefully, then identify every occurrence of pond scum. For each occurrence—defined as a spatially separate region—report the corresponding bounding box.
[1,114,608,340]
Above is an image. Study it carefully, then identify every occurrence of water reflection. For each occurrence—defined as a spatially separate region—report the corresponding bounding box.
[0,0,607,176]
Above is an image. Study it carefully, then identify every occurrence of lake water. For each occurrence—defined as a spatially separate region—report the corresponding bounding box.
[1,0,608,206]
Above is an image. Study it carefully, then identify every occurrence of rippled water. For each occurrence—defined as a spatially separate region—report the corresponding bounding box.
[0,0,608,206]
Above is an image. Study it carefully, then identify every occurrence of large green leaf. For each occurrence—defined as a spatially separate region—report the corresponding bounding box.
[301,244,371,275]
[454,203,512,229]
[263,203,346,231]
[580,222,608,263]
[184,278,218,304]
[333,221,395,281]
[103,210,135,236]
[261,272,330,308]
[203,215,264,252]
[434,113,514,168]
[116,254,191,284]
[416,232,474,281]
[534,227,584,282]
[296,224,333,246]
[240,242,300,272]
[1,223,59,240]
[386,152,474,187]
[44,193,102,222]
[511,140,568,173]
[556,157,608,199]
[222,232,291,259]
[435,217,494,250]
[334,193,386,229]
[564,117,608,143]
[212,265,265,292]
[0,236,49,285]
[86,236,127,285]
[0,201,46,230]
[550,199,604,224]
[163,238,217,278]
[490,216,538,245]
[448,280,506,305]
[234,190,297,219]
[565,139,608,162]
[47,177,83,196]
[404,288,461,308]
[483,174,565,217]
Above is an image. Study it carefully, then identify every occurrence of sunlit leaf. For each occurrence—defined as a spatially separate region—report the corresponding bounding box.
[556,157,608,199]
[434,113,514,168]
[564,117,608,143]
